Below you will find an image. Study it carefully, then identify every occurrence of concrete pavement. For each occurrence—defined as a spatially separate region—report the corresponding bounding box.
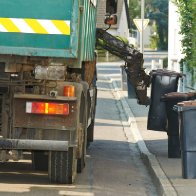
[97,61,196,196]
[111,78,196,196]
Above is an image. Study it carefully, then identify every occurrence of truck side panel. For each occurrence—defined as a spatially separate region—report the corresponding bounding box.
[0,0,97,64]
[0,0,77,58]
[79,1,97,62]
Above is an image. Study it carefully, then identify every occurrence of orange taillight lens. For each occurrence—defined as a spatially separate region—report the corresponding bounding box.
[63,85,75,97]
[26,102,69,115]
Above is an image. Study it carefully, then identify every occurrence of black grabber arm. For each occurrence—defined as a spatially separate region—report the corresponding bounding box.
[96,28,150,105]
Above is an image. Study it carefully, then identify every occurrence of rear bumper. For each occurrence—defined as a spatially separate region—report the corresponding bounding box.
[0,139,70,151]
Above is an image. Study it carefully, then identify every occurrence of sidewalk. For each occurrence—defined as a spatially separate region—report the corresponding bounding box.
[111,79,196,196]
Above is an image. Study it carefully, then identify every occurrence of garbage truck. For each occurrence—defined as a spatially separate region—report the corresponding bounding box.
[0,0,97,184]
[0,0,151,184]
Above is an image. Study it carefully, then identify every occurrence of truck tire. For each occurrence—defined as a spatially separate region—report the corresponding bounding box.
[48,147,76,184]
[32,151,48,171]
[87,86,97,147]
[87,119,95,147]
[77,93,87,173]
[77,122,86,173]
[77,140,85,173]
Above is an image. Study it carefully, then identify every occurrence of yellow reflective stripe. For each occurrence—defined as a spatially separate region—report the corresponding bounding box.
[24,19,48,34]
[0,18,71,35]
[0,18,20,32]
[52,20,70,35]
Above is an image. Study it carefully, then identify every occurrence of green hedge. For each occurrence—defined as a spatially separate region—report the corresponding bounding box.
[174,0,195,68]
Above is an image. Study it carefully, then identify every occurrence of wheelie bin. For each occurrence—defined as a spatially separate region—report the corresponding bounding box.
[161,92,196,158]
[147,69,183,131]
[176,100,196,179]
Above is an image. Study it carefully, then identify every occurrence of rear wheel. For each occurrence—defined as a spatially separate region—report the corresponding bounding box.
[77,136,85,173]
[48,147,77,184]
[77,93,88,173]
[32,151,48,171]
[87,86,97,147]
[87,119,95,148]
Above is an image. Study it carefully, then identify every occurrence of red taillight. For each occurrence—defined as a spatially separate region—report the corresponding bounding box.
[63,85,75,97]
[26,102,69,115]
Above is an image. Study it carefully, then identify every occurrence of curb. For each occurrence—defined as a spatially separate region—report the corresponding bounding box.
[111,78,177,196]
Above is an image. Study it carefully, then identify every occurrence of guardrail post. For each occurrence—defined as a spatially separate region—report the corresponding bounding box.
[159,59,163,69]
[151,59,156,70]
[120,65,127,91]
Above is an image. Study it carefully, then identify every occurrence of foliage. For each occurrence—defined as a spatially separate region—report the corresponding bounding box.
[146,0,169,50]
[174,0,196,68]
[163,57,168,69]
[129,0,169,50]
[150,33,159,49]
[128,0,141,30]
[149,22,159,49]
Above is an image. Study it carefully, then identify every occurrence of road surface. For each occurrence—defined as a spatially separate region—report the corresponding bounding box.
[0,62,158,196]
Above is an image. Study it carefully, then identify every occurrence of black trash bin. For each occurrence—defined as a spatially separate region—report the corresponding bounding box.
[176,100,196,179]
[127,78,137,99]
[124,67,137,99]
[147,69,183,131]
[161,92,196,158]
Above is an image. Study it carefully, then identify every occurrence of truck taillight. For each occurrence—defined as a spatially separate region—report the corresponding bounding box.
[64,85,75,97]
[26,102,69,115]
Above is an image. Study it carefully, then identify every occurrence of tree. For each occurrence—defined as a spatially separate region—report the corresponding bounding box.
[129,0,169,50]
[175,0,195,68]
[128,0,140,30]
[146,0,169,50]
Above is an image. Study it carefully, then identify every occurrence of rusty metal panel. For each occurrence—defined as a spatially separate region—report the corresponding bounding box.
[13,98,77,130]
[0,139,70,151]
[14,94,77,101]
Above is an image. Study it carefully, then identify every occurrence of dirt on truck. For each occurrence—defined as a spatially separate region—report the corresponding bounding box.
[0,0,97,184]
[0,0,152,184]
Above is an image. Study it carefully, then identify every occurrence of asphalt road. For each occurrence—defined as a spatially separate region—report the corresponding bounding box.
[0,62,158,196]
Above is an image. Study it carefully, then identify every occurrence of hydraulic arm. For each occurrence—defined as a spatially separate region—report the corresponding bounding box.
[96,28,150,105]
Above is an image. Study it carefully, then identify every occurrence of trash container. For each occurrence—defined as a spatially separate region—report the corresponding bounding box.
[121,65,137,99]
[161,92,196,158]
[176,100,196,179]
[177,100,196,179]
[127,77,137,99]
[147,69,183,131]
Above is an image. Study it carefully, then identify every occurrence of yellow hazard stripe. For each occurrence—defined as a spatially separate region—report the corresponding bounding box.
[0,18,70,35]
[24,19,48,34]
[0,18,20,32]
[52,20,70,35]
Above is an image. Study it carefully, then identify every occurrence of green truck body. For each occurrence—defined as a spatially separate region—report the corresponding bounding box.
[0,0,96,65]
[0,0,98,184]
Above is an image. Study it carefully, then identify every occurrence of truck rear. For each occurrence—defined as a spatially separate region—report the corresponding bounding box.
[0,0,97,184]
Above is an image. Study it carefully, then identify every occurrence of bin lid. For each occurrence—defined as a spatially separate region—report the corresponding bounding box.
[149,69,184,77]
[177,100,196,107]
[161,92,196,101]
[174,100,196,112]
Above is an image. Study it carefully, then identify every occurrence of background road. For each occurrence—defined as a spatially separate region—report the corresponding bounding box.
[0,61,158,196]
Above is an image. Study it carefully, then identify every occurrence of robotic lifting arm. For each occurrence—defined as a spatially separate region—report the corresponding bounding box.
[96,28,150,105]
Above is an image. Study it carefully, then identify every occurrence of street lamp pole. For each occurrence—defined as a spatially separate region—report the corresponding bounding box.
[140,0,145,54]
